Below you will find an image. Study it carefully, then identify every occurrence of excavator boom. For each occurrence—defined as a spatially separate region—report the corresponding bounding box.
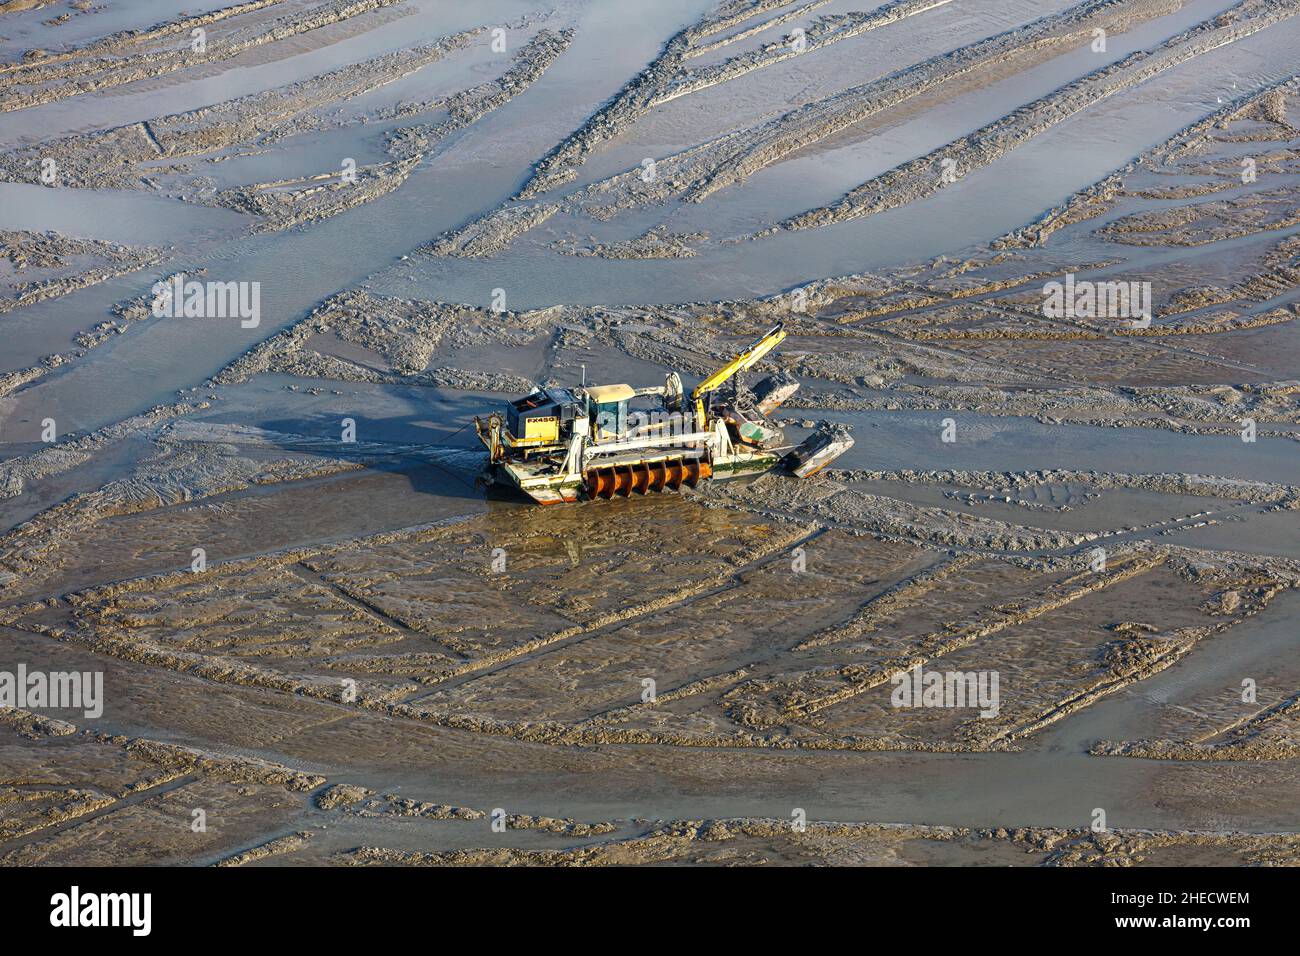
[691,323,786,422]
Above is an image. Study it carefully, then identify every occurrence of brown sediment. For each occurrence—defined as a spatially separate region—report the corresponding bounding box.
[763,0,1300,237]
[206,156,421,234]
[0,0,405,113]
[383,28,574,162]
[430,0,1187,258]
[1094,691,1300,759]
[552,228,706,260]
[213,831,313,866]
[1099,186,1300,247]
[0,707,76,738]
[997,74,1300,248]
[0,400,209,500]
[333,816,1300,866]
[315,783,372,810]
[680,0,1183,205]
[11,476,1294,759]
[454,0,962,214]
[344,793,482,820]
[0,19,489,190]
[6,0,1300,867]
[721,552,1166,731]
[795,554,981,649]
[1,268,196,399]
[682,0,837,59]
[0,230,164,316]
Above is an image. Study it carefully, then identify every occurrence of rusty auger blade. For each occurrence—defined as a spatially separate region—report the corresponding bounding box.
[585,457,712,500]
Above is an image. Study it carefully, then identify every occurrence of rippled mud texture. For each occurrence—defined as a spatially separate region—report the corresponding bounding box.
[2,0,1299,866]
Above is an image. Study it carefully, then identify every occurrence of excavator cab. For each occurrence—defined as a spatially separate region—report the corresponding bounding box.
[586,383,633,442]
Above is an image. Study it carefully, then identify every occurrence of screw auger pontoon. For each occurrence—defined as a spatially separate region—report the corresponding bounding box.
[473,323,854,505]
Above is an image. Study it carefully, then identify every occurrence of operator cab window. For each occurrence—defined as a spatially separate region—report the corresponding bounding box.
[585,384,634,442]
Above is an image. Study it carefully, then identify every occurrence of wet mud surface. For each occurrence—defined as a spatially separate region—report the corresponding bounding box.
[1,0,1298,865]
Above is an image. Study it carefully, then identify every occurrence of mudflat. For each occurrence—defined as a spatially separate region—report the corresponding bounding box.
[1,0,1298,867]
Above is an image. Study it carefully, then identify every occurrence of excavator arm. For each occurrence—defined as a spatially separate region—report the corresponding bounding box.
[691,323,786,425]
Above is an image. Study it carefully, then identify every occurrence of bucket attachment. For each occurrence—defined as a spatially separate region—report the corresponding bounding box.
[752,372,800,416]
[787,423,854,478]
[584,457,711,499]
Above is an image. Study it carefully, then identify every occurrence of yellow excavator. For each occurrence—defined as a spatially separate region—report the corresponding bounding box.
[473,324,853,504]
[689,321,787,431]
